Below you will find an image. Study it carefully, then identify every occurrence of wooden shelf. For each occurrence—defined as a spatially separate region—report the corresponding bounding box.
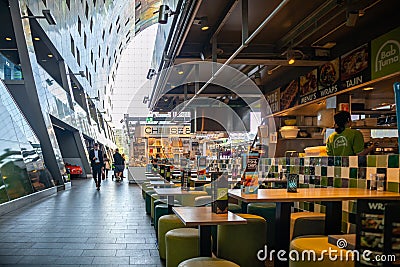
[281,125,321,128]
[352,126,398,129]
[352,110,396,115]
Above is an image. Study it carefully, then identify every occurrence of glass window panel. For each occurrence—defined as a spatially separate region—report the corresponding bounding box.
[0,140,33,200]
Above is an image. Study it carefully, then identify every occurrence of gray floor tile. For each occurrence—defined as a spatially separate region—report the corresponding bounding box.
[0,179,165,266]
[115,249,150,257]
[92,256,129,264]
[81,249,116,256]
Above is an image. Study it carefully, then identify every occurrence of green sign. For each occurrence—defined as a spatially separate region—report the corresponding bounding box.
[371,27,400,80]
[146,117,153,123]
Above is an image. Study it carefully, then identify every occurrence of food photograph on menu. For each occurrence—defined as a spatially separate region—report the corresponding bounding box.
[361,214,384,230]
[340,44,370,89]
[300,69,318,96]
[360,232,383,249]
[392,238,400,251]
[280,80,299,111]
[393,222,400,236]
[319,58,340,88]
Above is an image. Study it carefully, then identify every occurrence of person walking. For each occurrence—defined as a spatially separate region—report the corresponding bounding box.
[121,153,126,179]
[89,143,104,190]
[113,148,124,181]
[103,153,111,179]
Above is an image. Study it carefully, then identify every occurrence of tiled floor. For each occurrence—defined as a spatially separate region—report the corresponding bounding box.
[0,176,164,266]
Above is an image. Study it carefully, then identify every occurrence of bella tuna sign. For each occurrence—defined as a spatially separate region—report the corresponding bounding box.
[372,27,400,80]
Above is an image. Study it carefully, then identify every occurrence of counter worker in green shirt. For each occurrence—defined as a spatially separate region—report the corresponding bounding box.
[326,111,374,156]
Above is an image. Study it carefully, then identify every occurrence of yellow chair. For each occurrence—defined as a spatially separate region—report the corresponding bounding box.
[289,236,355,267]
[178,257,240,267]
[217,214,266,267]
[179,191,209,206]
[165,228,200,267]
[290,212,325,240]
[158,214,192,260]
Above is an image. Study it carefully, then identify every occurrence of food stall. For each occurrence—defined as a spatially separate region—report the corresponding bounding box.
[133,124,192,166]
[258,26,400,233]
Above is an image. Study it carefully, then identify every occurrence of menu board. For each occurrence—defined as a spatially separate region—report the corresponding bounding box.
[371,26,400,80]
[265,88,280,114]
[318,58,340,98]
[383,203,400,266]
[340,44,370,90]
[299,69,318,104]
[356,199,398,267]
[241,151,259,194]
[280,80,299,111]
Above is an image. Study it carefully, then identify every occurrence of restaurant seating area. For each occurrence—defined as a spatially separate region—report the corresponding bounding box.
[139,165,400,267]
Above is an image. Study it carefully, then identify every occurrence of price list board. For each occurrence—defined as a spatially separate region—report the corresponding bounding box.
[383,203,400,266]
[356,200,399,267]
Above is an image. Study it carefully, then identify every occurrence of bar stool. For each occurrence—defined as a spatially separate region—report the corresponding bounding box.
[179,191,209,206]
[154,202,181,234]
[165,228,200,267]
[158,214,192,260]
[247,202,276,248]
[289,236,355,267]
[291,212,325,240]
[217,214,267,267]
[178,257,240,267]
[194,195,212,206]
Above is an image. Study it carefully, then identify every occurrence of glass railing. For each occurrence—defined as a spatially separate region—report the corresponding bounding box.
[0,53,23,80]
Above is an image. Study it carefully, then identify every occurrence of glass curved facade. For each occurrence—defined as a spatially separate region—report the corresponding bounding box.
[0,80,54,204]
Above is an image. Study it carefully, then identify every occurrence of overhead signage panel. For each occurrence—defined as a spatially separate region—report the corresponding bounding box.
[371,26,400,80]
[280,80,299,111]
[340,43,370,90]
[135,125,191,137]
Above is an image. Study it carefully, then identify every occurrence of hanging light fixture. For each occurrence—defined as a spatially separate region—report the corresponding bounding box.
[287,48,295,65]
[193,17,209,31]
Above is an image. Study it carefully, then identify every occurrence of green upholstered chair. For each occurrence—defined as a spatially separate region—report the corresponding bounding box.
[178,257,240,267]
[141,182,151,199]
[144,188,156,215]
[228,203,242,213]
[158,214,191,260]
[154,204,170,234]
[247,202,276,248]
[289,236,355,267]
[150,193,159,221]
[217,214,267,267]
[290,212,325,240]
[165,228,200,267]
[154,202,181,234]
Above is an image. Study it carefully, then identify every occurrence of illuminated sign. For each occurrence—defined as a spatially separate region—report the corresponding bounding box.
[135,125,191,137]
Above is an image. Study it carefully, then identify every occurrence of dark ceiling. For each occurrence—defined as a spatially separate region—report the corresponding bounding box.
[0,0,19,65]
[153,0,400,111]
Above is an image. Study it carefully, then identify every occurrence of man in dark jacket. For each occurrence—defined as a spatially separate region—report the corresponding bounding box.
[113,148,124,181]
[89,143,104,190]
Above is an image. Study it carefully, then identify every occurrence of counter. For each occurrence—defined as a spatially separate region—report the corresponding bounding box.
[258,154,400,231]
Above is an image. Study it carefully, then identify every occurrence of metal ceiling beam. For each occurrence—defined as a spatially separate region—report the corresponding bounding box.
[174,58,328,66]
[159,93,261,98]
[206,0,239,45]
[277,0,339,49]
[172,0,291,119]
